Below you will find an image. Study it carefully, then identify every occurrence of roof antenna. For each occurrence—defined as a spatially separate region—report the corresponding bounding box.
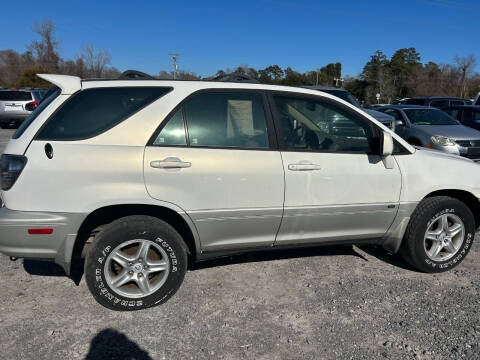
[169,53,179,80]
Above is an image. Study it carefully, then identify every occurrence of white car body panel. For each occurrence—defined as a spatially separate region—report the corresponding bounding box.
[276,152,401,244]
[144,147,285,251]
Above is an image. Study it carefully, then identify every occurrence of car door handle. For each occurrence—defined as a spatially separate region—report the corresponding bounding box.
[150,157,192,169]
[288,163,321,171]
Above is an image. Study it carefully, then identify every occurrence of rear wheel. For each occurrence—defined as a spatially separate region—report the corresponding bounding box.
[400,196,475,272]
[85,215,188,311]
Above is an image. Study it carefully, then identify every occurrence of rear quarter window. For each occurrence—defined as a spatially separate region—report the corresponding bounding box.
[0,91,32,101]
[36,87,171,140]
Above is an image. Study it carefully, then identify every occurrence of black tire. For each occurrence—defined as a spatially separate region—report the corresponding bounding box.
[400,196,475,273]
[85,215,188,311]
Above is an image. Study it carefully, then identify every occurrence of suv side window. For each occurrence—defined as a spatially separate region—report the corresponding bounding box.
[384,109,403,121]
[153,109,187,146]
[429,100,449,108]
[37,87,171,140]
[183,92,269,149]
[447,108,460,120]
[273,95,377,153]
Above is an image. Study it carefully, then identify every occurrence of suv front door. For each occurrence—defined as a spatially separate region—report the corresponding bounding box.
[269,93,402,245]
[144,90,284,252]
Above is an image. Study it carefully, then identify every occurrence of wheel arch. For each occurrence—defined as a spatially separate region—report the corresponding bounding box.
[382,188,480,254]
[423,189,480,229]
[70,204,200,277]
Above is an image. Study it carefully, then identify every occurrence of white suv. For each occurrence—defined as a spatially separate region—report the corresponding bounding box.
[1,73,479,311]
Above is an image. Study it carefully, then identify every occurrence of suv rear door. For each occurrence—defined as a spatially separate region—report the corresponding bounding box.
[269,92,401,245]
[144,90,284,252]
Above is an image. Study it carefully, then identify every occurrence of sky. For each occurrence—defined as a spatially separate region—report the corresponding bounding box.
[1,0,479,78]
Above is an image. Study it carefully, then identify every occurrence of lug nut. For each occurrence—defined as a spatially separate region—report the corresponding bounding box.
[128,262,133,267]
[128,270,134,275]
[138,273,143,277]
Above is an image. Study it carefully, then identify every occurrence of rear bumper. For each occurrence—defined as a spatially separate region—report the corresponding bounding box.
[0,207,86,275]
[0,113,29,123]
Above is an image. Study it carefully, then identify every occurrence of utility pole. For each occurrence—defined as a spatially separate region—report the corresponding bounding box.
[169,53,179,80]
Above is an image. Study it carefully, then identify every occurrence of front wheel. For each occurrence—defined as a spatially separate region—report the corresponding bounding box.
[400,196,475,273]
[85,215,188,311]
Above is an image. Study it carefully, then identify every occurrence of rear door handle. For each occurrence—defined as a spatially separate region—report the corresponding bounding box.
[150,157,192,169]
[288,163,321,171]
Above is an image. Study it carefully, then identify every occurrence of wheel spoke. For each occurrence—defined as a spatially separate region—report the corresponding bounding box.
[429,242,443,258]
[447,223,463,238]
[444,240,457,253]
[111,271,132,288]
[111,251,133,267]
[441,215,449,232]
[137,276,151,295]
[136,241,150,261]
[425,231,440,241]
[145,259,168,273]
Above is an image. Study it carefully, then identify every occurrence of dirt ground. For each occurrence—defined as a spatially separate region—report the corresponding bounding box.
[1,128,479,360]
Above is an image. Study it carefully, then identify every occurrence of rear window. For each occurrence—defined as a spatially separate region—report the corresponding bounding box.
[12,87,61,139]
[0,91,32,101]
[36,87,171,141]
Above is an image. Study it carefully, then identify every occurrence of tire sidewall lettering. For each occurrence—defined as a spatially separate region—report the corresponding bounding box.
[92,234,180,309]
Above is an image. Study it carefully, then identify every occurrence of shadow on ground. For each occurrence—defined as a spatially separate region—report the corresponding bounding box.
[85,328,152,360]
[22,244,414,280]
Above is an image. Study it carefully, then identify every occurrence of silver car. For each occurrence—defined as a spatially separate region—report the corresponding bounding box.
[0,88,46,128]
[378,105,480,161]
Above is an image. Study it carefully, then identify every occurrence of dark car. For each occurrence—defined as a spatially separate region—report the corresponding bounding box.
[303,86,395,128]
[392,96,471,108]
[442,105,480,131]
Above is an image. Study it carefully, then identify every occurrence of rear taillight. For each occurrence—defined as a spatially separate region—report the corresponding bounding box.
[27,101,38,107]
[0,154,27,191]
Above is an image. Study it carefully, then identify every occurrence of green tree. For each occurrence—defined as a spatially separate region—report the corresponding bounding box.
[258,65,284,84]
[17,68,51,88]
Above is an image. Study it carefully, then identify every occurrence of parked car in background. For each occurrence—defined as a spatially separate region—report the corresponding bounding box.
[303,86,395,128]
[442,105,480,132]
[377,105,480,160]
[473,93,479,106]
[0,88,47,129]
[392,96,471,108]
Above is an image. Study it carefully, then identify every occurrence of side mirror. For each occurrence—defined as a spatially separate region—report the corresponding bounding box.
[381,132,394,156]
[394,119,405,127]
[381,132,395,169]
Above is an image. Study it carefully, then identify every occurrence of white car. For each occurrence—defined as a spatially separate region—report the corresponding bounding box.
[0,73,479,311]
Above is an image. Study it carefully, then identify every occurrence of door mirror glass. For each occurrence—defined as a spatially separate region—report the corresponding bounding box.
[382,132,394,156]
[394,119,405,127]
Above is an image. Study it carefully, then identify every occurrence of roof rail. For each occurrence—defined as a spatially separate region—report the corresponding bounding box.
[211,73,259,84]
[118,70,155,80]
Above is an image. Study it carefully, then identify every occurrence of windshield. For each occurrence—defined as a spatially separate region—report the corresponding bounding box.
[403,108,458,126]
[321,89,361,108]
[12,86,60,139]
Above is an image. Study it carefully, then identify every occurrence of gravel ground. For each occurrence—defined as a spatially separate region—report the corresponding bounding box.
[1,128,479,360]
